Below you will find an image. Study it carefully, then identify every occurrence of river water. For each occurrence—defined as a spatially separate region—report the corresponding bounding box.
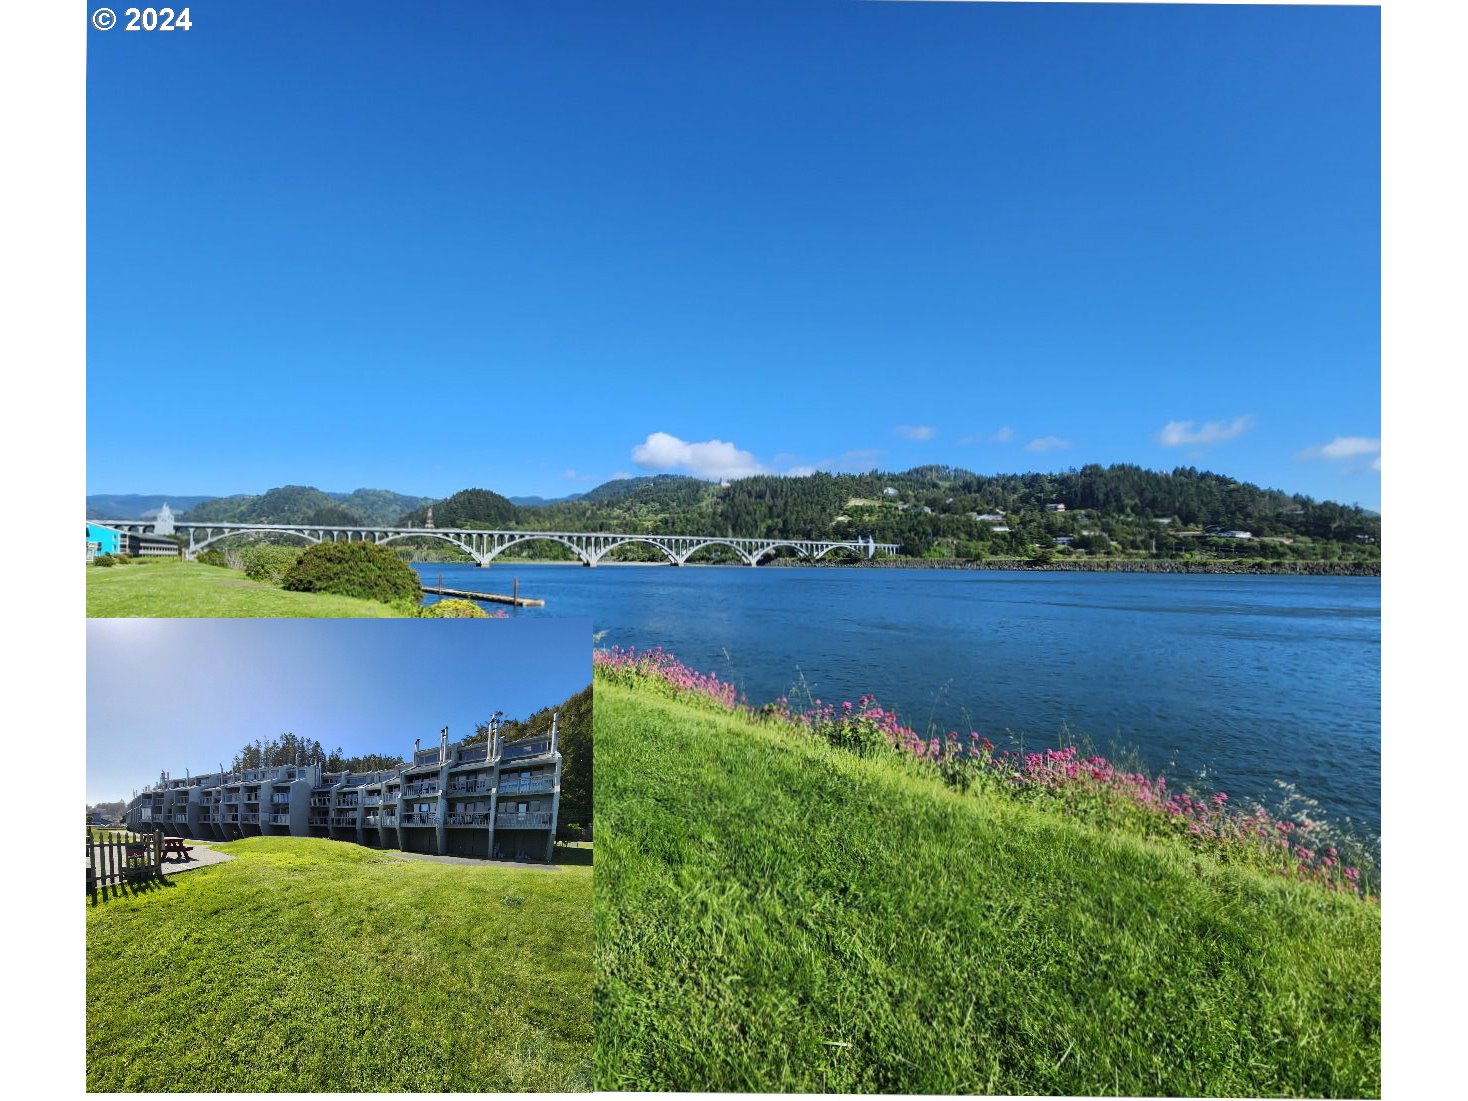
[415,563,1380,835]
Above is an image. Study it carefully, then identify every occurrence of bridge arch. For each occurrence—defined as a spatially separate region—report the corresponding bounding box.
[374,530,484,563]
[188,528,322,556]
[484,534,593,566]
[587,537,680,566]
[813,543,865,561]
[677,539,757,566]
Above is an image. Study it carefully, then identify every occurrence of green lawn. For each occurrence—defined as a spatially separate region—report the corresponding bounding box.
[594,679,1380,1096]
[86,558,406,617]
[87,837,593,1091]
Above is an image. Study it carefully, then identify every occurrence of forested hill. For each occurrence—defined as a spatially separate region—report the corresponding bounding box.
[410,464,1380,558]
[129,466,1379,560]
[181,486,433,526]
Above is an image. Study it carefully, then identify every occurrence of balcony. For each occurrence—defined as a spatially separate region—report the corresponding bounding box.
[458,744,489,764]
[403,782,440,798]
[334,798,360,808]
[241,812,260,824]
[446,812,490,827]
[495,811,554,829]
[307,816,328,827]
[363,795,382,806]
[270,796,290,806]
[381,815,398,826]
[401,812,438,826]
[448,779,492,795]
[330,816,358,828]
[363,815,381,826]
[497,777,555,796]
[309,797,332,808]
[269,813,290,825]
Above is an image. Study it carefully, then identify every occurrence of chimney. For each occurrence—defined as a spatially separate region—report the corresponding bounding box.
[414,738,420,754]
[440,726,449,761]
[550,712,559,755]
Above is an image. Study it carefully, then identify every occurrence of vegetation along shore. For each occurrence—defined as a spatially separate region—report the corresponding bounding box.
[592,647,1379,1095]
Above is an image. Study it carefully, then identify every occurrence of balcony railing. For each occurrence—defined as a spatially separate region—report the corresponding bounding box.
[307,816,328,826]
[330,816,358,828]
[334,798,359,808]
[270,796,290,805]
[363,795,382,806]
[498,777,555,795]
[241,812,260,824]
[495,811,554,829]
[401,812,438,826]
[269,813,290,825]
[403,783,440,798]
[446,812,490,826]
[309,797,332,807]
[364,815,381,826]
[448,780,492,795]
[457,744,489,764]
[381,815,398,826]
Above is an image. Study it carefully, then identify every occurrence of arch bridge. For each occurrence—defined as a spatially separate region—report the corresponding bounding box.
[94,521,899,568]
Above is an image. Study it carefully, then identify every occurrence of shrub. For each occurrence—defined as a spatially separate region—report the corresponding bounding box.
[113,552,133,564]
[281,541,423,606]
[93,554,117,567]
[240,545,303,586]
[196,548,230,568]
[417,599,491,618]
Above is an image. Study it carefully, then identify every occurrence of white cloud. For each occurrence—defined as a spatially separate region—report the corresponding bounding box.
[1025,435,1071,453]
[561,468,578,480]
[1298,436,1381,473]
[894,425,937,441]
[1158,415,1255,448]
[630,432,768,481]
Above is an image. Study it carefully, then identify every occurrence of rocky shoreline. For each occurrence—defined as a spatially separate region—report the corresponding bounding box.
[768,557,1380,576]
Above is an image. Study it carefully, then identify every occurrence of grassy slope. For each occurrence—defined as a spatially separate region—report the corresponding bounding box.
[86,559,404,617]
[87,838,592,1091]
[594,681,1380,1096]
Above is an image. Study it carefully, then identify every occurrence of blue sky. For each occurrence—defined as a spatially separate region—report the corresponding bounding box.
[86,0,1380,509]
[86,618,590,803]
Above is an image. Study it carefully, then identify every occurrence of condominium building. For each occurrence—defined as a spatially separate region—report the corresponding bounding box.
[123,718,564,862]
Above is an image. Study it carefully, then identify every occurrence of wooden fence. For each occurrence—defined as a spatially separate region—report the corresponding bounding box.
[87,824,164,901]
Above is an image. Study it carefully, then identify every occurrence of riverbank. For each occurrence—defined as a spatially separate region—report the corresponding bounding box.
[86,559,406,617]
[770,556,1381,575]
[593,667,1381,1094]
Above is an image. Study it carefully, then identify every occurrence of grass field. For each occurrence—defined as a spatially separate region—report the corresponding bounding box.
[594,678,1381,1096]
[86,558,406,617]
[87,837,593,1091]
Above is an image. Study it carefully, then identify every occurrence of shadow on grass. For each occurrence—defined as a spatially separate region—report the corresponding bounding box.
[88,872,177,906]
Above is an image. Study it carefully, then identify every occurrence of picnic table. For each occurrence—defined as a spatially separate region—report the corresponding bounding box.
[161,837,194,863]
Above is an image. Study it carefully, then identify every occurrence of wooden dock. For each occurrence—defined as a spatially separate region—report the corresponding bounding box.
[422,582,544,607]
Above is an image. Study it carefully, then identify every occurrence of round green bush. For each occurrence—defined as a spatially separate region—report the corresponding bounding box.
[196,548,229,568]
[281,541,422,606]
[240,544,304,586]
[416,599,489,618]
[93,554,117,567]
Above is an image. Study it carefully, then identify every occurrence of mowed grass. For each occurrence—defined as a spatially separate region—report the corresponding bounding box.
[594,681,1380,1096]
[87,837,592,1092]
[86,558,405,617]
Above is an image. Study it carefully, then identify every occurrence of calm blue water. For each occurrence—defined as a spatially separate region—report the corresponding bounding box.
[416,563,1381,834]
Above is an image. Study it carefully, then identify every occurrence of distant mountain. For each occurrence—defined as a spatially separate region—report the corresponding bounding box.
[182,486,434,525]
[86,494,218,520]
[509,493,586,507]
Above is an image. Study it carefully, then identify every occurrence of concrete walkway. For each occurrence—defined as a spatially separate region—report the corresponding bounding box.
[158,840,234,876]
